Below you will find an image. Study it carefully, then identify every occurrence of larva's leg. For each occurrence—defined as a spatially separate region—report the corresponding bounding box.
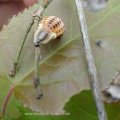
[57,36,61,39]
[9,21,34,77]
[33,46,43,99]
[57,35,63,39]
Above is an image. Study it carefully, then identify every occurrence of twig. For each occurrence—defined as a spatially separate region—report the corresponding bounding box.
[75,0,107,120]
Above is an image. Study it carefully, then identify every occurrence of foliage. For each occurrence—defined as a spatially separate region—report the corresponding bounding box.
[0,0,120,119]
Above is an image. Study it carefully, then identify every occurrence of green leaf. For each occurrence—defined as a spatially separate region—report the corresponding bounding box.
[64,90,98,120]
[7,90,120,120]
[0,0,120,117]
[64,90,120,120]
[0,0,89,113]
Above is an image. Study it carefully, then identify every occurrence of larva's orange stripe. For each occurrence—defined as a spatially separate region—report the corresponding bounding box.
[40,16,65,37]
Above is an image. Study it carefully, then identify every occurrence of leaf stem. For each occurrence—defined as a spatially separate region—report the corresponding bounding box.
[1,84,14,116]
[16,21,34,63]
[75,0,107,120]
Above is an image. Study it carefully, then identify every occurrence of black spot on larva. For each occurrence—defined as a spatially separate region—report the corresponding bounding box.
[57,22,60,25]
[59,20,61,23]
[48,24,51,27]
[53,25,56,29]
[55,24,58,27]
[48,21,51,24]
[44,33,48,39]
[43,20,47,23]
[48,20,53,24]
[51,20,54,23]
[52,18,55,21]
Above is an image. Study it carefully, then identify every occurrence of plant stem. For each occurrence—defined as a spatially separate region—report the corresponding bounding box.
[33,47,43,99]
[32,0,53,99]
[33,0,53,23]
[1,84,14,116]
[16,21,34,63]
[75,0,107,120]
